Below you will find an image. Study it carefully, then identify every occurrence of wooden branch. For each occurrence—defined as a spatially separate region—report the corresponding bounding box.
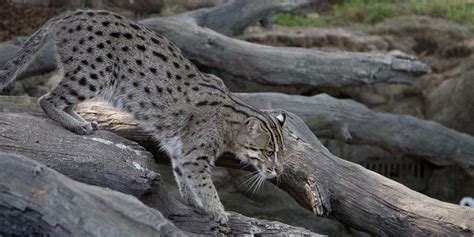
[0,0,430,87]
[0,112,160,197]
[73,103,474,235]
[74,96,474,167]
[180,0,312,36]
[0,152,186,236]
[277,113,474,236]
[1,98,473,235]
[236,93,474,166]
[0,38,56,80]
[3,93,473,167]
[0,112,321,236]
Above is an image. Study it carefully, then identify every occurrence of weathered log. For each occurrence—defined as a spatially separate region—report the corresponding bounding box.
[3,93,474,167]
[0,0,430,87]
[0,38,56,80]
[0,152,186,237]
[74,101,474,235]
[275,113,474,236]
[74,95,474,167]
[0,112,321,236]
[143,17,430,88]
[1,101,473,235]
[181,0,312,36]
[237,92,474,166]
[0,112,160,197]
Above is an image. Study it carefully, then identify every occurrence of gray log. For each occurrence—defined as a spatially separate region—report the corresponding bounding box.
[0,112,160,197]
[0,38,56,80]
[0,152,186,237]
[277,113,474,236]
[1,99,473,235]
[65,103,474,235]
[73,96,474,167]
[237,92,474,166]
[3,93,473,167]
[0,112,321,236]
[181,0,312,36]
[0,0,430,86]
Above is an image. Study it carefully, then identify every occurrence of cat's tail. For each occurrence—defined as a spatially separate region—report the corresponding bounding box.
[0,11,72,91]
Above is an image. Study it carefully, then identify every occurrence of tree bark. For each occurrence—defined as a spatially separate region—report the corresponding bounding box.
[0,112,160,197]
[181,0,312,36]
[1,108,472,236]
[3,93,474,167]
[74,96,474,167]
[0,112,321,236]
[0,0,430,86]
[144,16,430,88]
[275,113,474,236]
[0,152,319,236]
[237,92,474,166]
[0,152,186,237]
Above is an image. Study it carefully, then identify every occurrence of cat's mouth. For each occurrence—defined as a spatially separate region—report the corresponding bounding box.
[263,168,278,179]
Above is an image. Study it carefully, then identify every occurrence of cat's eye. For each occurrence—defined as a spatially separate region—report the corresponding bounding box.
[265,150,274,157]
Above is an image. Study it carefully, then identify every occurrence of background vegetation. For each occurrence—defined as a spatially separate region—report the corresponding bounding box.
[275,0,474,28]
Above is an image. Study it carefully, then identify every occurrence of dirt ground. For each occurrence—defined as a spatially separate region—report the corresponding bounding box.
[0,2,63,41]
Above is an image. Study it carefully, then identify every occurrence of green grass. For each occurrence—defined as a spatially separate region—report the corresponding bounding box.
[274,0,474,28]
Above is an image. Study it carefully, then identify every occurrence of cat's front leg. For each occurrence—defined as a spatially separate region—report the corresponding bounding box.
[172,156,229,224]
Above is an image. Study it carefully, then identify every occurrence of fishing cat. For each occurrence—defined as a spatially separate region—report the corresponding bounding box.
[0,9,286,224]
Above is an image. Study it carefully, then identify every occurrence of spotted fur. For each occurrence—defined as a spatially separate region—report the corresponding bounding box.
[0,9,287,224]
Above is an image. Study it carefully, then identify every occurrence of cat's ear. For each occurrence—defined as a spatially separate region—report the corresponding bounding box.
[275,112,286,127]
[244,117,263,136]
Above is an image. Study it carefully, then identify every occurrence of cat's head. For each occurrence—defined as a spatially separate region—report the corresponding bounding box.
[234,111,286,179]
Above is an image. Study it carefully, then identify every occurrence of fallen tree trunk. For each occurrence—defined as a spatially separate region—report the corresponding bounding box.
[75,95,474,167]
[0,112,160,197]
[1,101,472,235]
[277,113,474,236]
[0,0,430,86]
[144,16,430,87]
[3,93,473,167]
[0,152,186,237]
[237,93,474,166]
[73,102,474,235]
[182,0,312,36]
[0,112,320,236]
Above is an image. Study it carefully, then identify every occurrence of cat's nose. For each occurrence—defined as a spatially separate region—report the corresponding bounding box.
[275,165,284,175]
[271,169,277,177]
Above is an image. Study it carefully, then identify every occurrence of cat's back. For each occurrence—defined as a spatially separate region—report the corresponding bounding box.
[49,9,232,126]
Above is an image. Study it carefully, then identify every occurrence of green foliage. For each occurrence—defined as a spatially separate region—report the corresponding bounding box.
[274,0,474,28]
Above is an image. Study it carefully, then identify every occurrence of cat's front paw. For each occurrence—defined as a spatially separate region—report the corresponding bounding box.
[70,122,95,135]
[211,211,230,225]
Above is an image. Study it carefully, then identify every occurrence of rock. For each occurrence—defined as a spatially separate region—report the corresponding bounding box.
[427,69,474,135]
[359,92,387,106]
[390,96,424,117]
[425,166,474,204]
[241,26,390,52]
[373,15,472,56]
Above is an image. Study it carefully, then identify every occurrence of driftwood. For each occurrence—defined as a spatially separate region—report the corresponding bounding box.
[0,0,470,235]
[0,0,430,86]
[0,152,186,237]
[237,93,474,166]
[75,101,474,236]
[3,93,474,167]
[182,0,312,37]
[0,112,321,236]
[0,107,472,236]
[74,102,474,236]
[0,112,161,197]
